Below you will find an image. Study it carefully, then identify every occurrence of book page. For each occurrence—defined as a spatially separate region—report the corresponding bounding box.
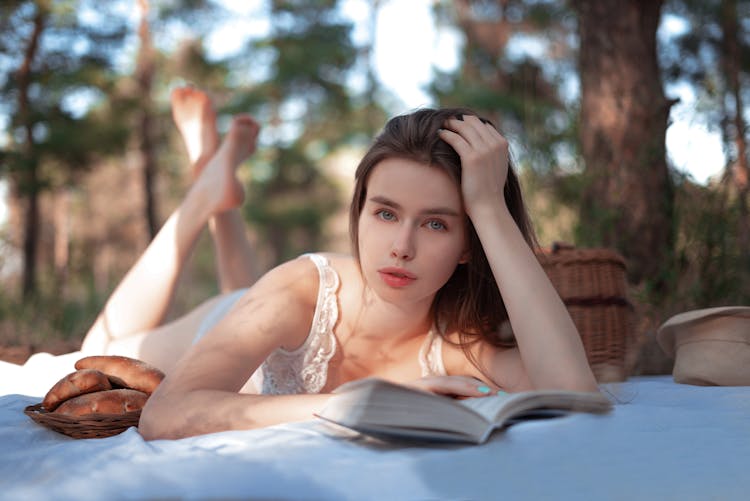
[460,390,612,425]
[318,378,611,444]
[318,378,492,441]
[458,394,515,422]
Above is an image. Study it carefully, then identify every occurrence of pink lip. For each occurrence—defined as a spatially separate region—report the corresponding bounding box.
[378,267,417,288]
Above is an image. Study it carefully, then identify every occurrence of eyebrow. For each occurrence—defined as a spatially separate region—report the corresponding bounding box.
[368,195,462,217]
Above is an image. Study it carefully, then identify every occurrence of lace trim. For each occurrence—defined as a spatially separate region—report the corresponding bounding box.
[258,253,339,394]
[418,328,447,377]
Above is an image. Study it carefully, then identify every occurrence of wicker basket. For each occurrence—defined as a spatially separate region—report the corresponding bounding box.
[24,403,140,439]
[538,243,633,382]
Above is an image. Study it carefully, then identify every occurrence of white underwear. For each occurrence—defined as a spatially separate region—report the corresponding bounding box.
[193,289,247,343]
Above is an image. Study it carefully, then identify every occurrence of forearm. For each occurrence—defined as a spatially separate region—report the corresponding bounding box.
[139,389,331,440]
[471,204,598,392]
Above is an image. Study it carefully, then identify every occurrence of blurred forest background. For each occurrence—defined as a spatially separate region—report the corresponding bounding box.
[1,0,749,370]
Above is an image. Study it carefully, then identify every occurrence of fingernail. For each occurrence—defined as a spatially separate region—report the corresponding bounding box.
[497,390,507,396]
[477,385,491,394]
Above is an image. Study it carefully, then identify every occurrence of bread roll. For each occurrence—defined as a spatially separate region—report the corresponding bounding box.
[75,355,165,394]
[53,388,148,416]
[42,369,112,411]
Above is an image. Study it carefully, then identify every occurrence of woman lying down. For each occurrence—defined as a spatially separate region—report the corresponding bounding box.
[74,86,598,440]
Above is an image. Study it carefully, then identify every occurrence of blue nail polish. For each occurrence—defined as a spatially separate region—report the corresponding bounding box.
[477,385,491,394]
[497,390,507,396]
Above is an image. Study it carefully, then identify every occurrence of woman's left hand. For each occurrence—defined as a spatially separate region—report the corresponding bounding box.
[438,115,510,217]
[404,375,502,399]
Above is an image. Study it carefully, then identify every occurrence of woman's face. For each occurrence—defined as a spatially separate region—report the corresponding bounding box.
[357,157,469,309]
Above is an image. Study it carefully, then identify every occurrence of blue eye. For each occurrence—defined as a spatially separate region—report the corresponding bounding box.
[377,209,396,221]
[427,220,446,231]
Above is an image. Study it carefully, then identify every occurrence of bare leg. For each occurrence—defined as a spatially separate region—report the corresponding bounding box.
[171,86,259,293]
[103,294,226,374]
[81,114,260,355]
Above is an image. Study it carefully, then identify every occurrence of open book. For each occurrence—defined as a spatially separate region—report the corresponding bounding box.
[316,378,612,444]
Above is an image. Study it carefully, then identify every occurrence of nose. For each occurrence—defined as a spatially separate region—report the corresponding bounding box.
[390,225,415,261]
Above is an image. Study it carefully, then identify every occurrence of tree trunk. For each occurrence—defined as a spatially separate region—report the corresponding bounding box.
[16,7,46,299]
[53,188,71,292]
[135,0,158,239]
[20,171,40,299]
[720,0,750,252]
[572,0,674,287]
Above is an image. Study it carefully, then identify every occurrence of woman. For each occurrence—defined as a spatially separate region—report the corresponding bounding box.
[81,86,598,440]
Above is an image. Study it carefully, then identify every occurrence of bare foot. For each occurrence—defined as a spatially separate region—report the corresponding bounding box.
[192,114,260,214]
[171,86,219,179]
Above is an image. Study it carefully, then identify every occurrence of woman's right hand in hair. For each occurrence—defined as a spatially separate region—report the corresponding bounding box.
[438,114,511,217]
[405,375,502,399]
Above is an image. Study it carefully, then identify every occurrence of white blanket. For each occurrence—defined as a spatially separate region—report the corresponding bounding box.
[1,351,748,500]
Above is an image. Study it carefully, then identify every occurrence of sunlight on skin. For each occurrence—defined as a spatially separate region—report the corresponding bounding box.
[80,113,258,354]
[171,86,220,179]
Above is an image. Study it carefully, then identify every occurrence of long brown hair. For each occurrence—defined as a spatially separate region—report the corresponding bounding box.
[349,108,537,351]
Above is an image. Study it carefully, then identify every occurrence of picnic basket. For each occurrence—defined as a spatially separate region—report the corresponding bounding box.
[22,355,161,439]
[24,403,141,439]
[538,243,633,382]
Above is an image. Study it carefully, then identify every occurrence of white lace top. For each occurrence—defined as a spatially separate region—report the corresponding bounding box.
[249,253,447,394]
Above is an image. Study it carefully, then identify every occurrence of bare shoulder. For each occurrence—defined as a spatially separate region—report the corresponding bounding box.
[227,253,357,351]
[254,254,321,295]
[268,252,359,301]
[310,252,363,293]
[238,255,323,349]
[313,252,364,312]
[158,257,323,394]
[314,252,359,276]
[192,256,321,355]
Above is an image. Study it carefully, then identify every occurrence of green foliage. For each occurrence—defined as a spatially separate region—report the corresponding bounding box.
[430,1,577,170]
[245,144,342,262]
[0,1,131,181]
[222,0,366,265]
[668,176,750,308]
[155,0,225,21]
[255,0,356,115]
[0,271,104,349]
[661,0,729,127]
[163,38,229,90]
[657,0,750,307]
[0,0,134,298]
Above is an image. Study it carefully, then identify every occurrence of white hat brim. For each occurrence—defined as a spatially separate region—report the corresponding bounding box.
[656,306,750,357]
